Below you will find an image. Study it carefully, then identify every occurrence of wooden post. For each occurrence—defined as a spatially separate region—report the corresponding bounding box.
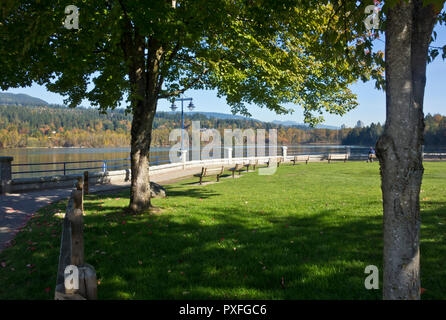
[0,156,13,194]
[69,190,84,266]
[76,176,83,191]
[83,171,89,195]
[55,186,97,300]
[78,264,98,300]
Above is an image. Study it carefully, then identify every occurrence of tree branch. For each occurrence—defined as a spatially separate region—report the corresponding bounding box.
[158,68,209,99]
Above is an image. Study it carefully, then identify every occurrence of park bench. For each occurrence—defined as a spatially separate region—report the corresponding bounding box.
[291,155,310,165]
[327,153,349,163]
[229,163,246,178]
[267,157,282,167]
[194,166,225,185]
[244,160,259,171]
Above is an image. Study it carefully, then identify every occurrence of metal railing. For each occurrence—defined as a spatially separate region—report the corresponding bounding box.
[11,154,174,178]
[10,147,446,179]
[11,158,131,177]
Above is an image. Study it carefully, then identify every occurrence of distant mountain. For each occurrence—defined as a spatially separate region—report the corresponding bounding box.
[271,120,339,130]
[1,92,341,129]
[0,92,48,106]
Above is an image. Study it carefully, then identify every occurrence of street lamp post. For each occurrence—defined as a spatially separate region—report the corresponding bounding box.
[170,96,195,151]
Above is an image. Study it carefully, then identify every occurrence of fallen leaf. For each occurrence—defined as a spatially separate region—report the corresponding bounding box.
[138,260,143,265]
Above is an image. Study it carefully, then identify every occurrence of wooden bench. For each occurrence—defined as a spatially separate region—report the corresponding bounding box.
[244,160,258,172]
[266,157,283,167]
[194,166,224,185]
[327,153,349,163]
[291,155,310,165]
[229,163,246,178]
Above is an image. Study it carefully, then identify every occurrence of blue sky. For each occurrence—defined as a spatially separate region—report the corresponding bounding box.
[4,25,446,128]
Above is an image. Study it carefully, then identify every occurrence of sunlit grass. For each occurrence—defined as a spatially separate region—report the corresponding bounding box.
[0,162,445,299]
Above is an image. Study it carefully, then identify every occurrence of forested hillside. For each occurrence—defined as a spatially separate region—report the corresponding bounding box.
[0,104,444,148]
[342,114,446,147]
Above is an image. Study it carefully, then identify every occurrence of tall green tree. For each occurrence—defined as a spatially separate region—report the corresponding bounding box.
[309,0,445,299]
[0,0,370,212]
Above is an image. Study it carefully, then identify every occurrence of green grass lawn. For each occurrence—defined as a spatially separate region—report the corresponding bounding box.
[1,162,445,299]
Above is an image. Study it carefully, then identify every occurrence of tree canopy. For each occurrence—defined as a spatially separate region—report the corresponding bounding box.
[0,0,386,125]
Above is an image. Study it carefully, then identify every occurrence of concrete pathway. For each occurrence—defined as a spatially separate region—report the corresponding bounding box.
[0,167,203,253]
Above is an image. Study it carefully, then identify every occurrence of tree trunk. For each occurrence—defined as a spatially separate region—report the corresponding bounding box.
[129,97,157,213]
[376,0,436,300]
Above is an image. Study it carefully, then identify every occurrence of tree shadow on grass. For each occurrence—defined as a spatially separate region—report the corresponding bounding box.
[1,198,444,300]
[419,203,446,299]
[77,205,386,300]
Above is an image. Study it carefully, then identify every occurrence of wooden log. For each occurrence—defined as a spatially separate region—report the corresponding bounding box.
[67,192,84,266]
[54,188,97,300]
[83,171,89,195]
[72,189,83,211]
[55,198,74,298]
[70,208,84,266]
[78,264,98,300]
[76,176,83,191]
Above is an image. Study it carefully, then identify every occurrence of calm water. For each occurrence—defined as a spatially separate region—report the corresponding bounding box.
[1,145,443,178]
[0,147,167,178]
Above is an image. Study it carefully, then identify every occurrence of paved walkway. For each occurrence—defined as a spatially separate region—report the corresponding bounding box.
[0,167,202,253]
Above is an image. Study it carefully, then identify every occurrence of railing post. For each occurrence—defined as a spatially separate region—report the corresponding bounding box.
[103,160,107,173]
[180,150,188,170]
[0,156,13,194]
[225,147,233,164]
[281,146,288,160]
[63,162,66,176]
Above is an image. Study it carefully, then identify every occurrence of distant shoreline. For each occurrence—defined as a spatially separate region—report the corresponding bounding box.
[1,143,446,151]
